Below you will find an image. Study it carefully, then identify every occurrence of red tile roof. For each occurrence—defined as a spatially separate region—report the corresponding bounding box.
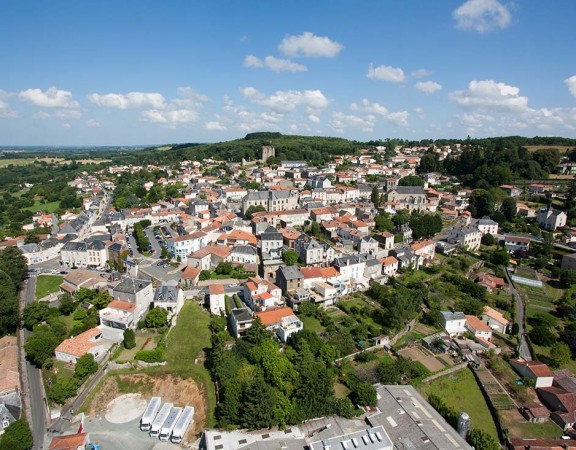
[49,432,89,450]
[55,327,102,358]
[254,307,295,326]
[209,284,225,295]
[108,300,136,312]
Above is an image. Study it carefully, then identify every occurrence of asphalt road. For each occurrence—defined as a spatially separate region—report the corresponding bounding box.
[24,275,48,449]
[505,269,533,361]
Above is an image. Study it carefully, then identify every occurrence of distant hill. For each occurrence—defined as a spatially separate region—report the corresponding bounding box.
[163,132,364,165]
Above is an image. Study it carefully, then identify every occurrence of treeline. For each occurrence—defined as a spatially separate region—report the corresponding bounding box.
[209,315,373,429]
[0,247,28,337]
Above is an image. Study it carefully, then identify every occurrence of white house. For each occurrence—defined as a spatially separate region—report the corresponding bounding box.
[99,301,138,341]
[537,206,567,231]
[447,226,482,251]
[380,256,399,277]
[153,285,184,321]
[112,278,153,320]
[208,284,226,315]
[167,231,209,262]
[243,276,282,311]
[440,311,467,336]
[465,315,492,341]
[54,327,106,364]
[482,306,510,334]
[510,359,554,388]
[476,218,499,236]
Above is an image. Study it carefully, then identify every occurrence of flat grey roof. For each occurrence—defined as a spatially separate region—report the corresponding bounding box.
[367,385,472,450]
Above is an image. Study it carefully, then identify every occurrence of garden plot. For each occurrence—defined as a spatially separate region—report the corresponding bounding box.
[398,345,452,373]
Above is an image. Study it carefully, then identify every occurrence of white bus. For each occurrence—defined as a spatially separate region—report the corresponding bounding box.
[159,406,182,442]
[170,406,195,444]
[149,402,172,438]
[139,397,161,432]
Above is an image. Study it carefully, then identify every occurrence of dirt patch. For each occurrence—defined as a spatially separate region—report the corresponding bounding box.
[87,373,207,442]
[419,356,446,372]
[105,394,147,423]
[414,323,436,335]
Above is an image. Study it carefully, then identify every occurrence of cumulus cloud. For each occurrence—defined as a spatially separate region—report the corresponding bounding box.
[415,81,443,94]
[411,69,431,78]
[278,32,343,58]
[204,121,227,131]
[350,98,409,126]
[88,91,166,109]
[19,87,79,108]
[453,0,511,33]
[367,64,405,83]
[242,87,330,112]
[54,109,82,120]
[62,123,71,129]
[244,55,307,73]
[308,114,321,124]
[140,109,199,124]
[86,119,101,128]
[450,80,528,112]
[0,91,17,118]
[565,75,576,99]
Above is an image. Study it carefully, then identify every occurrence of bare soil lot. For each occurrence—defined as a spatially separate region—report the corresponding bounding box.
[398,345,453,373]
[87,373,207,441]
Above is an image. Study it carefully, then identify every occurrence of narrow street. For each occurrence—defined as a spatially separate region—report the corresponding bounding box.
[505,269,533,361]
[23,275,48,449]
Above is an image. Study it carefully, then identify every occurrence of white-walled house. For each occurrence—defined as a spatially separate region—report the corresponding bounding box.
[482,306,510,334]
[476,218,499,236]
[447,227,482,251]
[510,359,554,388]
[465,315,492,341]
[54,327,106,364]
[208,284,226,315]
[99,301,138,341]
[111,278,153,320]
[440,311,467,336]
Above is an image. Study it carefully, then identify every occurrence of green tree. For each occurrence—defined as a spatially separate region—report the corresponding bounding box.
[282,249,299,266]
[215,261,233,275]
[245,316,269,345]
[481,233,497,246]
[501,196,517,221]
[0,419,33,450]
[58,293,75,315]
[91,290,112,310]
[74,353,98,380]
[529,324,556,346]
[374,213,394,232]
[22,301,51,330]
[0,270,18,336]
[245,205,266,220]
[123,329,136,349]
[560,269,576,288]
[350,381,377,407]
[145,307,168,328]
[468,189,494,218]
[490,250,510,267]
[0,246,28,287]
[467,428,499,450]
[398,175,424,187]
[48,377,80,404]
[241,376,276,429]
[549,342,572,368]
[24,325,60,367]
[371,187,382,207]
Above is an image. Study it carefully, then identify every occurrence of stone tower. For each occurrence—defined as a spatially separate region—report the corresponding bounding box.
[261,145,275,162]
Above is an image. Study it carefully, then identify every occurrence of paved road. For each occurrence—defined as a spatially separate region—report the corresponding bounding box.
[505,269,533,361]
[24,276,48,449]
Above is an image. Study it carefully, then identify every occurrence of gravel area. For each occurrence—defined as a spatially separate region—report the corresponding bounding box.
[105,393,147,424]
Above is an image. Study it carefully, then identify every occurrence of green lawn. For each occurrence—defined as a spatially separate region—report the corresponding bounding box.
[24,199,60,213]
[35,275,63,299]
[510,419,563,440]
[300,315,325,334]
[419,368,499,441]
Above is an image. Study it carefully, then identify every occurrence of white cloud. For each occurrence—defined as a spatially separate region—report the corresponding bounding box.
[244,55,307,73]
[172,87,208,109]
[141,109,198,124]
[244,55,263,68]
[367,64,405,83]
[278,32,343,58]
[204,121,227,131]
[330,112,375,133]
[565,75,576,99]
[450,80,528,112]
[415,81,443,94]
[32,111,51,120]
[453,0,511,33]
[411,69,431,78]
[19,87,79,108]
[86,119,101,128]
[242,87,330,112]
[308,114,321,124]
[54,109,82,120]
[350,98,409,126]
[62,123,71,129]
[88,91,166,109]
[0,91,17,118]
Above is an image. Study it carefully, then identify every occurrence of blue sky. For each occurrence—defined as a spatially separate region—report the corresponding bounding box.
[1,0,576,146]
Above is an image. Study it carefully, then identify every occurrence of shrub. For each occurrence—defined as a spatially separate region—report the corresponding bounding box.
[123,329,136,349]
[48,377,80,404]
[135,347,165,363]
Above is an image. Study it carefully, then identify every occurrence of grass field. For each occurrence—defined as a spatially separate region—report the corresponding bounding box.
[419,368,499,441]
[35,275,63,299]
[24,199,60,213]
[0,157,110,168]
[300,315,325,334]
[525,145,571,153]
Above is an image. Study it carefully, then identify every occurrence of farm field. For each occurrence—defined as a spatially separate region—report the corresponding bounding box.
[419,368,499,441]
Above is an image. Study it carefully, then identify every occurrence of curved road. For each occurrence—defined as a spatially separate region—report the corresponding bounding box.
[505,269,533,361]
[23,276,48,449]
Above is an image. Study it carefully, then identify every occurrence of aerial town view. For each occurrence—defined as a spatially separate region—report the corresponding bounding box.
[2,1,576,449]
